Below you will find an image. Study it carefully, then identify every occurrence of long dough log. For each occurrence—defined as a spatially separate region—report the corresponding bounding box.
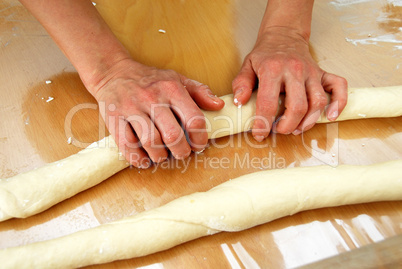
[1,159,402,268]
[1,86,402,221]
[0,137,128,221]
[205,86,402,137]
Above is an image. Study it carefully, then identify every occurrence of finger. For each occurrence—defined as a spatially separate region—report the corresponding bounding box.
[275,79,308,134]
[232,58,256,106]
[181,77,224,111]
[150,105,192,159]
[170,93,208,152]
[294,80,328,135]
[322,72,348,121]
[252,76,282,141]
[127,113,168,163]
[115,117,151,168]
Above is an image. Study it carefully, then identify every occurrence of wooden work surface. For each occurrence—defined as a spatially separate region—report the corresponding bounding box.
[0,0,401,267]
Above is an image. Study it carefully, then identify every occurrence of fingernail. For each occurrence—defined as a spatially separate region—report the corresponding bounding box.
[194,147,206,154]
[329,110,338,121]
[208,91,217,98]
[234,88,243,98]
[254,135,265,142]
[234,89,243,106]
[234,97,241,106]
[207,91,220,102]
[292,129,302,136]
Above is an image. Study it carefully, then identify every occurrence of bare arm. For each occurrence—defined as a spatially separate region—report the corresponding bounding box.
[19,0,128,91]
[19,0,224,167]
[233,0,348,140]
[260,0,315,40]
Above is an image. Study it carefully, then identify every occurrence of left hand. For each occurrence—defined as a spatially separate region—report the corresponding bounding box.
[232,27,348,141]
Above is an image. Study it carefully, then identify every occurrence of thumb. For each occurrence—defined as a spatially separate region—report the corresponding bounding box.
[181,76,224,111]
[321,72,348,121]
[232,58,256,107]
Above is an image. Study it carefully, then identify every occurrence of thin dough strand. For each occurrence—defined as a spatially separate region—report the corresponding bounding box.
[1,160,401,268]
[1,86,402,221]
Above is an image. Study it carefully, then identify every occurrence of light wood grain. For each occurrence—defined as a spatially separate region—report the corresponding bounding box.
[299,234,402,269]
[0,0,401,268]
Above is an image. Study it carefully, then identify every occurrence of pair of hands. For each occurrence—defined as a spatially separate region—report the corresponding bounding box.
[93,29,348,168]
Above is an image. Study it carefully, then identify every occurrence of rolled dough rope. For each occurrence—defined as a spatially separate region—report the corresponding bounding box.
[0,137,129,221]
[205,85,402,138]
[1,86,401,221]
[1,159,401,268]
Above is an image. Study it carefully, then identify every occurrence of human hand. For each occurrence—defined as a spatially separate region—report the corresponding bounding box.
[93,59,224,168]
[232,27,348,141]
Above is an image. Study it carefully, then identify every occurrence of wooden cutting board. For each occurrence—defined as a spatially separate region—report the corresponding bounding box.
[0,0,401,267]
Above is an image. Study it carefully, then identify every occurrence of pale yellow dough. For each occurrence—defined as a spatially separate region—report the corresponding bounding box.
[1,160,402,268]
[0,86,401,222]
[0,137,129,222]
[205,86,402,138]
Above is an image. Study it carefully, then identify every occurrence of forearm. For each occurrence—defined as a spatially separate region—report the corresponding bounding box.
[259,0,314,41]
[19,0,132,95]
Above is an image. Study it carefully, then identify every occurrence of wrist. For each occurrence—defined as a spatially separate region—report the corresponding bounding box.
[259,0,314,43]
[257,26,310,45]
[79,49,133,97]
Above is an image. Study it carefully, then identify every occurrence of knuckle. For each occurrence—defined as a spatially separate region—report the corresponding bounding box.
[186,116,206,130]
[263,106,278,117]
[232,76,243,87]
[163,128,183,145]
[338,77,348,89]
[337,95,348,108]
[140,138,153,148]
[312,94,328,109]
[260,105,278,118]
[288,59,304,76]
[254,117,271,131]
[140,133,159,148]
[140,90,158,103]
[159,79,179,90]
[258,96,277,112]
[274,125,288,135]
[263,59,283,77]
[160,80,184,97]
[290,102,308,115]
[149,148,168,163]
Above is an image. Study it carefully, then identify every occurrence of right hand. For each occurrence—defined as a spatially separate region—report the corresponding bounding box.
[92,59,224,168]
[232,27,348,140]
